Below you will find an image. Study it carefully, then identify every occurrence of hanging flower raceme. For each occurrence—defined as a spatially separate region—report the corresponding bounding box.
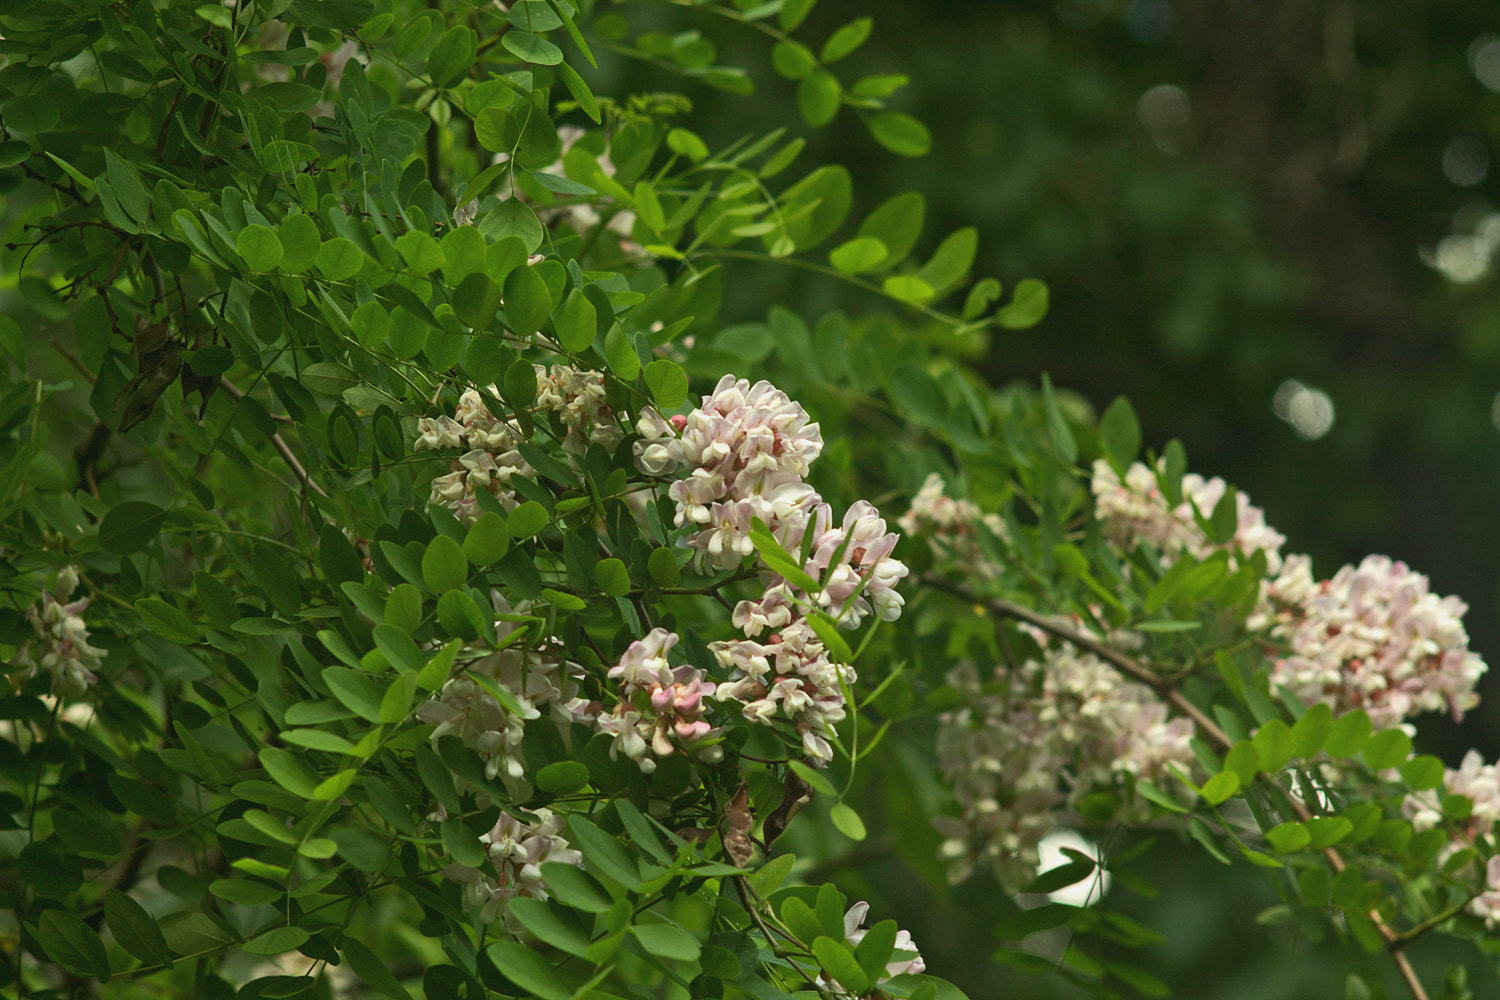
[416,369,625,525]
[1256,554,1486,730]
[442,808,583,925]
[597,628,720,773]
[1400,750,1500,926]
[634,375,910,765]
[898,472,1008,579]
[1091,459,1286,573]
[12,566,104,700]
[933,625,1196,888]
[416,596,592,798]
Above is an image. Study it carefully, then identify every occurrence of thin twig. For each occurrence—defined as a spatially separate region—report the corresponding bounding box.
[218,377,327,497]
[47,334,97,384]
[926,575,1430,1000]
[924,577,1231,747]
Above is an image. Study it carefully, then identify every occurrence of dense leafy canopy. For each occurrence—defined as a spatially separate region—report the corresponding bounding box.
[0,2,1497,1000]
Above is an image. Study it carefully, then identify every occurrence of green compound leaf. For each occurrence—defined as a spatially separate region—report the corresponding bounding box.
[996,278,1050,329]
[797,71,841,128]
[37,909,112,982]
[829,237,888,274]
[821,17,873,63]
[868,112,932,158]
[1099,396,1142,472]
[236,225,284,272]
[396,231,445,274]
[830,802,867,841]
[421,535,468,593]
[644,359,689,409]
[1324,710,1373,759]
[1362,727,1414,770]
[323,667,385,723]
[343,936,414,1000]
[100,501,167,555]
[508,897,591,957]
[464,511,510,565]
[504,263,552,337]
[536,760,590,795]
[813,936,871,995]
[315,237,364,281]
[135,598,199,644]
[508,501,549,539]
[278,212,321,272]
[1290,702,1333,757]
[594,558,630,597]
[1199,770,1240,806]
[631,922,702,963]
[554,287,597,353]
[486,940,568,1000]
[104,889,173,969]
[1264,821,1310,853]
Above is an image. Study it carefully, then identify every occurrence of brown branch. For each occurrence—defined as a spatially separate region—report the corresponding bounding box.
[217,377,327,497]
[926,575,1429,1000]
[923,577,1231,747]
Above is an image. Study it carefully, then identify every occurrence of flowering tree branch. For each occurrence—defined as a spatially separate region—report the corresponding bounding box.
[922,574,1430,1000]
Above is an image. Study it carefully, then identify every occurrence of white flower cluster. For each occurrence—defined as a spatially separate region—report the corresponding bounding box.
[442,808,583,925]
[817,901,925,996]
[1256,554,1486,730]
[633,375,910,764]
[933,630,1195,887]
[1090,459,1286,572]
[596,628,719,773]
[1094,458,1486,730]
[1401,751,1500,927]
[12,567,104,700]
[414,388,533,526]
[415,367,624,525]
[415,596,592,798]
[534,364,623,454]
[897,473,1007,579]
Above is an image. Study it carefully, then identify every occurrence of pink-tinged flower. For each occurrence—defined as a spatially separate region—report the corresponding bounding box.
[1091,459,1285,572]
[732,584,797,637]
[444,808,582,925]
[415,597,589,796]
[534,364,621,452]
[1472,856,1500,928]
[1259,554,1487,729]
[934,625,1197,888]
[13,571,105,700]
[609,628,679,693]
[600,630,719,771]
[899,472,1008,579]
[713,618,850,764]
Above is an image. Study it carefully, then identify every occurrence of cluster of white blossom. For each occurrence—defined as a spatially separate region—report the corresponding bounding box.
[596,628,720,773]
[634,376,909,764]
[1401,751,1500,926]
[1255,554,1486,730]
[415,596,592,799]
[415,367,624,525]
[1090,459,1286,572]
[933,628,1195,887]
[817,901,925,996]
[534,364,623,453]
[11,567,104,700]
[442,808,583,925]
[897,472,1007,579]
[414,388,533,525]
